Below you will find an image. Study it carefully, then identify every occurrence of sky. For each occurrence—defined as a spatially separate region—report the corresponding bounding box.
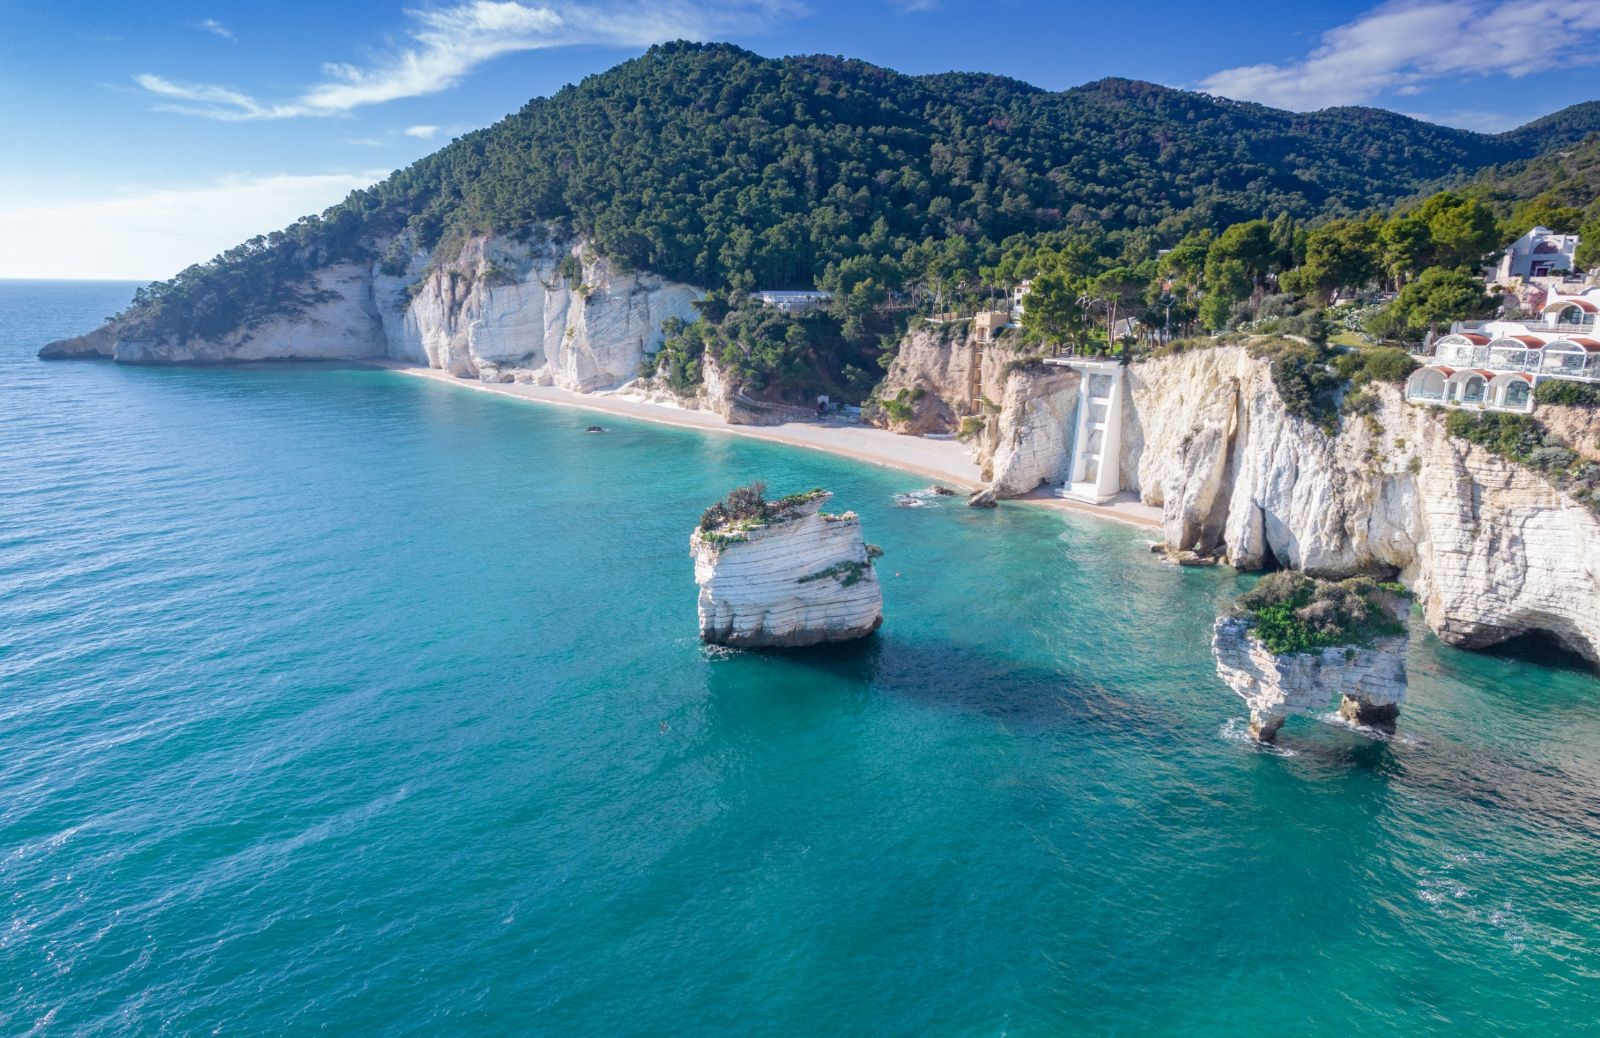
[1,0,1598,280]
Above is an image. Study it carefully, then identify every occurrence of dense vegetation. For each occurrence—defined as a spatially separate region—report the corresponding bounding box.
[1457,136,1600,266]
[105,42,1600,401]
[1535,379,1600,407]
[697,482,826,534]
[1234,572,1408,656]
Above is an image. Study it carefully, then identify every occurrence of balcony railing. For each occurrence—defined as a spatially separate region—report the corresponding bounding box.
[1448,318,1596,334]
[1427,343,1600,381]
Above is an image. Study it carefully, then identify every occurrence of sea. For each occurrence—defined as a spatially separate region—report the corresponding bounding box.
[3,279,1600,1036]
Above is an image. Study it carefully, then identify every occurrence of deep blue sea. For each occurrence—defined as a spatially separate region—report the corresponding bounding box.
[4,280,1600,1035]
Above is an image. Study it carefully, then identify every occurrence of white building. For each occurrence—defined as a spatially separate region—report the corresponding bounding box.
[1492,226,1581,283]
[1405,288,1600,414]
[1011,280,1031,318]
[753,290,833,314]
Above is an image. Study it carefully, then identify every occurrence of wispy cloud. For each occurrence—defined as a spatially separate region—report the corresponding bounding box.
[134,74,306,121]
[137,0,797,121]
[196,18,236,41]
[1402,109,1524,133]
[403,124,442,139]
[0,173,383,280]
[887,0,938,11]
[1200,0,1600,111]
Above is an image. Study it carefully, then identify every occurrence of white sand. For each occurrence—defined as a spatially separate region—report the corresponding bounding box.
[371,361,1163,531]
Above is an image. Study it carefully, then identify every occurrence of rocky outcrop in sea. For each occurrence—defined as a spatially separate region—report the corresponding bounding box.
[690,487,883,648]
[1213,575,1410,742]
[1213,618,1408,742]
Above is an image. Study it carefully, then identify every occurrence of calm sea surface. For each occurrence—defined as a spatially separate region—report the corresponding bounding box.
[3,280,1600,1035]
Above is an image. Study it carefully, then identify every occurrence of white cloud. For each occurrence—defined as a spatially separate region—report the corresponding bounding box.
[0,172,382,280]
[196,18,236,41]
[403,124,442,139]
[888,0,938,11]
[137,0,797,120]
[1200,0,1600,111]
[1402,109,1524,132]
[134,74,306,121]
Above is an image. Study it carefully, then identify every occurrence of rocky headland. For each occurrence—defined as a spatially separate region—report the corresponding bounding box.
[690,484,883,648]
[875,331,1600,665]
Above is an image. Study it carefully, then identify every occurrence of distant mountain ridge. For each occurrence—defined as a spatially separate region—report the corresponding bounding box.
[83,42,1600,344]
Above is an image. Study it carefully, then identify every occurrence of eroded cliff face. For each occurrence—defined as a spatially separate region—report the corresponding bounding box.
[690,493,883,648]
[870,324,977,434]
[42,233,704,395]
[972,363,1080,496]
[384,236,701,391]
[1126,345,1600,662]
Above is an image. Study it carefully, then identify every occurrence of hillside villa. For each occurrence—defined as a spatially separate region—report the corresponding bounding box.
[1406,288,1600,413]
[1490,226,1580,283]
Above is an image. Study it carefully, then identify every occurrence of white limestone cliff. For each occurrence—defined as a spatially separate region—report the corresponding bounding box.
[869,323,983,434]
[690,491,883,648]
[41,232,704,395]
[1126,345,1600,662]
[383,236,701,391]
[1213,616,1408,742]
[974,363,1081,496]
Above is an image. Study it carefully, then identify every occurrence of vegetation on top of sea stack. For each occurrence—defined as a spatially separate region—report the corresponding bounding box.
[698,482,828,537]
[1231,572,1409,656]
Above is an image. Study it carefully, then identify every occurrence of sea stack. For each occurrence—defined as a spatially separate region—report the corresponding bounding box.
[1213,573,1410,742]
[691,483,883,648]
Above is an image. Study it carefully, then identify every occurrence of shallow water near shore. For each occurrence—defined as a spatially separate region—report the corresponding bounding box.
[4,280,1600,1035]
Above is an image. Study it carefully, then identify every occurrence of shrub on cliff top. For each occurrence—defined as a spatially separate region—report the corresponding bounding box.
[1333,345,1416,386]
[1233,572,1407,655]
[699,483,827,532]
[1247,338,1344,434]
[1535,380,1600,407]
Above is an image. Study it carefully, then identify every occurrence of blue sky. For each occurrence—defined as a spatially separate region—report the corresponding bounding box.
[2,0,1597,279]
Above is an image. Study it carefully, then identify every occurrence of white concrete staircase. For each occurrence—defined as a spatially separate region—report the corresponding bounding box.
[1059,360,1126,504]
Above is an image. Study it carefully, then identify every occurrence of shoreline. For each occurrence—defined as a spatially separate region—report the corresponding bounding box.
[367,361,1163,532]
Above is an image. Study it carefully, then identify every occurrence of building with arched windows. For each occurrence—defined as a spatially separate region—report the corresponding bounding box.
[1404,288,1600,414]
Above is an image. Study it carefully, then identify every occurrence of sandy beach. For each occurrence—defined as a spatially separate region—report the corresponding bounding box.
[372,361,1163,531]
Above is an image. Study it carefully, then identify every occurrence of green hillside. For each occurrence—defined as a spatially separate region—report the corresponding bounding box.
[106,42,1600,394]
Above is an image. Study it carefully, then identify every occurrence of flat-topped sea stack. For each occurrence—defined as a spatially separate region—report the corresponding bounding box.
[691,484,883,648]
[1213,573,1411,742]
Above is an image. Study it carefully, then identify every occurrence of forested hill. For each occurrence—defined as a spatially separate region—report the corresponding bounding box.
[1457,137,1600,228]
[344,44,1599,284]
[116,41,1600,343]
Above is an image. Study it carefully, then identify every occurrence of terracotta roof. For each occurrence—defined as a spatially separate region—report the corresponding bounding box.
[1453,333,1491,345]
[1545,298,1600,313]
[1513,335,1547,348]
[1426,366,1456,376]
[1563,337,1600,352]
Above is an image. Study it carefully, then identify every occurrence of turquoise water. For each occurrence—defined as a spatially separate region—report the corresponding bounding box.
[4,280,1600,1035]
